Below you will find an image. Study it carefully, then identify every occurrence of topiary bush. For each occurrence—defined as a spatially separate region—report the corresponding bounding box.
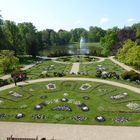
[121,70,140,81]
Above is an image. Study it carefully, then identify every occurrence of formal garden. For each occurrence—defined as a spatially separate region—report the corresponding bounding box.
[0,11,140,128]
[0,80,140,126]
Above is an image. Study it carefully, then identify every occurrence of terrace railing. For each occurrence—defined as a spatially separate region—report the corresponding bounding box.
[7,135,38,140]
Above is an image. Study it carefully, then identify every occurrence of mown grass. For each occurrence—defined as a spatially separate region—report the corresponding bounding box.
[80,59,125,77]
[0,80,140,126]
[26,60,72,79]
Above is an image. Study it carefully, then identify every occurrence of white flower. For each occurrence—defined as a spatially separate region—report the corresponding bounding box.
[126,102,140,111]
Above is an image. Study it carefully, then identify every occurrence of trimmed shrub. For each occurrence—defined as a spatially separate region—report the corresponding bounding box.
[121,70,140,81]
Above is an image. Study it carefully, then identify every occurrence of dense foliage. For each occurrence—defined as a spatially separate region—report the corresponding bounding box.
[0,50,19,73]
[116,40,140,68]
[121,70,140,81]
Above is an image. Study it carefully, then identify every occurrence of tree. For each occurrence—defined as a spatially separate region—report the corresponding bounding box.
[50,30,57,45]
[0,14,6,50]
[41,29,53,47]
[3,20,21,55]
[116,39,140,68]
[26,32,38,58]
[70,28,87,42]
[18,22,39,58]
[112,27,136,55]
[132,23,140,45]
[125,45,140,67]
[0,50,19,73]
[0,10,2,25]
[116,39,137,62]
[57,30,71,45]
[100,27,119,56]
[88,26,106,42]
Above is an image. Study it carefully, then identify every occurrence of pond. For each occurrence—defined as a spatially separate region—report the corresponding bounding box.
[39,43,90,57]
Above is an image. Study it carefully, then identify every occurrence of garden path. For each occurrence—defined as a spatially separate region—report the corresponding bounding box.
[109,56,140,74]
[0,122,140,140]
[70,63,80,74]
[0,77,140,94]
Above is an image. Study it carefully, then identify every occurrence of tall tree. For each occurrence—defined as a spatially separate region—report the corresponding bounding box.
[57,30,71,45]
[132,23,140,45]
[88,26,106,42]
[0,12,6,50]
[112,27,136,55]
[70,28,87,42]
[100,27,119,56]
[18,22,38,57]
[3,20,20,55]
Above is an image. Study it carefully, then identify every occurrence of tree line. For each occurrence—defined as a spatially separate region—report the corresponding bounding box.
[0,13,140,61]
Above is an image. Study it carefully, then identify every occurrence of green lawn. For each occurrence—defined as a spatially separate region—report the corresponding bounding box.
[79,59,140,88]
[80,59,125,77]
[18,56,39,67]
[26,60,72,79]
[0,80,140,126]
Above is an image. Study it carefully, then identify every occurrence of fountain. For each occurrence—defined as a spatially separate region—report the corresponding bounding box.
[79,37,89,55]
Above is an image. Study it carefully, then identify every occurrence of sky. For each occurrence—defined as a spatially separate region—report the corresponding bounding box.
[0,0,140,31]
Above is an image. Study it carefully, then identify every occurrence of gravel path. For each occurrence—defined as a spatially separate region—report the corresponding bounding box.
[0,77,140,94]
[70,63,80,74]
[109,56,140,74]
[0,122,140,140]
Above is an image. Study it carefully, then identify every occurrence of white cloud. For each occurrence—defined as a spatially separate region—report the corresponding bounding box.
[127,18,135,22]
[99,17,109,24]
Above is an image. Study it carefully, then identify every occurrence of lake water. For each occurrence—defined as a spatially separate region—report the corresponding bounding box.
[39,44,90,57]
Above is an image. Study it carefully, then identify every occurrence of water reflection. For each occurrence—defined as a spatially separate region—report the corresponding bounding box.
[39,44,90,57]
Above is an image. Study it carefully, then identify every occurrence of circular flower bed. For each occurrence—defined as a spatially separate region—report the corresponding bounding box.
[126,102,140,111]
[32,114,47,119]
[81,106,89,111]
[52,106,72,112]
[63,93,69,96]
[95,116,105,122]
[0,113,6,118]
[60,98,68,102]
[40,95,48,99]
[35,105,43,110]
[78,103,89,112]
[16,113,24,119]
[113,117,129,123]
[83,96,90,100]
[72,115,87,121]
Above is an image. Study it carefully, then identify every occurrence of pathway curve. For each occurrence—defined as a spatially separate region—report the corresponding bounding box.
[0,64,35,80]
[0,122,140,140]
[0,77,140,94]
[53,56,107,64]
[94,56,107,62]
[109,56,140,74]
[70,63,80,74]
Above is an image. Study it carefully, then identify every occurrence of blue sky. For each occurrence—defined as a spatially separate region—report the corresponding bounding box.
[0,0,140,31]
